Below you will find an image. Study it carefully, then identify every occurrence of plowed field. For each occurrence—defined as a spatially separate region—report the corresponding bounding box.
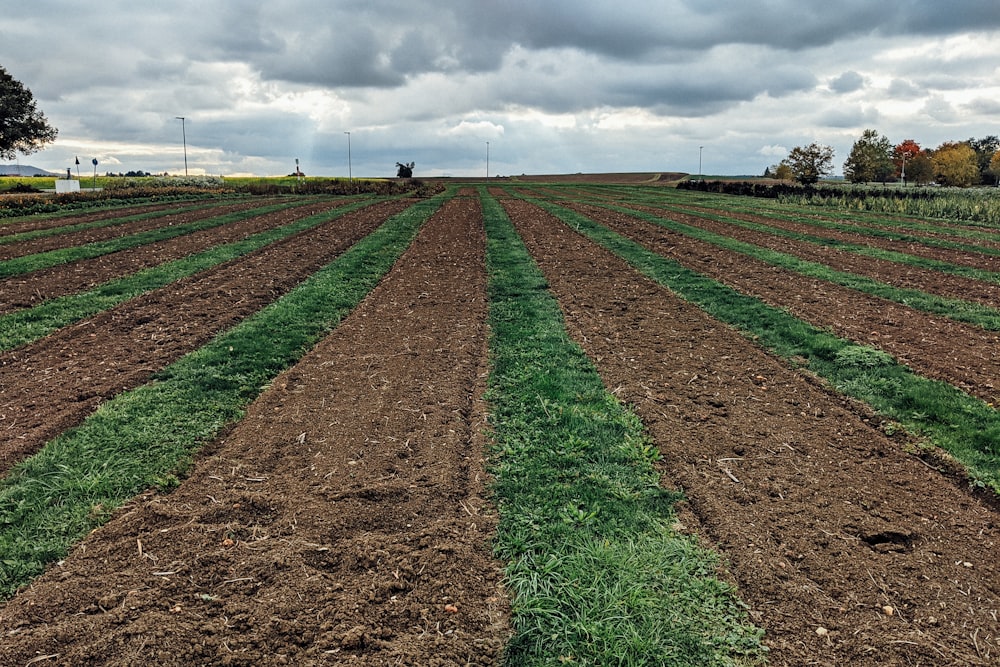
[1,186,997,665]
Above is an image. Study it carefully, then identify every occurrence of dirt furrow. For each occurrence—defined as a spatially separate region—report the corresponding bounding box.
[642,201,1000,272]
[0,193,508,666]
[502,196,999,666]
[0,199,356,315]
[0,199,410,471]
[619,203,1000,309]
[571,203,1000,404]
[0,199,282,261]
[0,200,212,237]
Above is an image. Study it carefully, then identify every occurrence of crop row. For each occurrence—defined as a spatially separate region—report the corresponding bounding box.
[509,185,1000,492]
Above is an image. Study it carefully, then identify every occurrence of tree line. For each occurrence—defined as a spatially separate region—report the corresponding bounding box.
[767,131,1000,187]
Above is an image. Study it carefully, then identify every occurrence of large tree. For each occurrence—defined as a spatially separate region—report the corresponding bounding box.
[784,142,834,185]
[988,150,1000,186]
[931,142,980,187]
[968,135,1000,185]
[0,66,58,160]
[843,129,893,184]
[892,139,921,185]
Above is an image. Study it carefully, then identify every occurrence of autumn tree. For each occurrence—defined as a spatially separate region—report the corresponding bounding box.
[0,66,58,160]
[931,142,979,187]
[843,129,893,184]
[892,139,921,185]
[785,142,834,185]
[772,162,793,180]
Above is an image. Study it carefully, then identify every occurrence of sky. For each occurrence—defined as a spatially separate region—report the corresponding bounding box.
[2,1,999,178]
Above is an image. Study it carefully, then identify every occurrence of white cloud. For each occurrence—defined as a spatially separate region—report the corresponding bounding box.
[3,1,999,177]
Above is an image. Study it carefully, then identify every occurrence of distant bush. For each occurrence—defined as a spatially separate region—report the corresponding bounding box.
[102,175,226,190]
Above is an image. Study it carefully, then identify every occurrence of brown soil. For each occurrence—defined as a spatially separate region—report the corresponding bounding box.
[564,202,1000,404]
[656,201,1000,272]
[0,199,353,315]
[0,200,278,261]
[2,191,998,665]
[0,200,216,237]
[0,199,409,471]
[500,196,999,666]
[630,203,1000,309]
[0,194,509,665]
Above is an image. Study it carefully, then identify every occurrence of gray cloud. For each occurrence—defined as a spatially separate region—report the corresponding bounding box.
[2,1,998,178]
[829,71,866,94]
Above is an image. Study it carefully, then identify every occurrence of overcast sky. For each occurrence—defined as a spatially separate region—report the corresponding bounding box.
[3,1,999,178]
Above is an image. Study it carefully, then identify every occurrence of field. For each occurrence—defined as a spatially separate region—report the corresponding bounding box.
[0,181,997,665]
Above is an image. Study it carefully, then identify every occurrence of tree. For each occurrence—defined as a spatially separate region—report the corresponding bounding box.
[772,162,793,181]
[843,129,893,184]
[0,66,58,160]
[988,151,1000,186]
[395,161,414,178]
[969,136,1000,185]
[931,142,979,187]
[785,142,834,185]
[892,139,921,185]
[906,153,935,186]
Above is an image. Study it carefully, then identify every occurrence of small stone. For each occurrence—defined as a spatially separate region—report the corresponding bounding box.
[815,627,829,637]
[882,605,894,616]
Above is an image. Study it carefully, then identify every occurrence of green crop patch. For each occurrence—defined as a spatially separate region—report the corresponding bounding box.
[481,188,766,666]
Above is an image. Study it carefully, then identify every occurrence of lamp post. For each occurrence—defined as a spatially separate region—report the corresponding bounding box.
[486,141,490,181]
[175,116,188,176]
[699,145,703,180]
[344,131,352,184]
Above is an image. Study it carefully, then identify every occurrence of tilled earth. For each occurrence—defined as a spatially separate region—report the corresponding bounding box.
[0,194,509,665]
[565,202,1000,404]
[1,191,998,665]
[500,195,998,665]
[0,198,341,314]
[0,199,409,470]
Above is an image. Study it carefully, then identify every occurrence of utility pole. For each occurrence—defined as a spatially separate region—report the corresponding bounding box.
[344,131,352,184]
[175,116,188,176]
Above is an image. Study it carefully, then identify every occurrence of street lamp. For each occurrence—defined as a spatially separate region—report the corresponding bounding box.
[175,116,188,176]
[486,141,490,181]
[699,145,703,180]
[344,131,352,183]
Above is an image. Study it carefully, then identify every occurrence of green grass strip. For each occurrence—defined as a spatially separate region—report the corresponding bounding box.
[0,199,322,280]
[591,201,1000,331]
[586,185,1000,252]
[645,201,1000,287]
[0,198,385,351]
[0,200,237,246]
[0,191,448,599]
[481,188,766,666]
[518,193,1000,495]
[549,185,1000,287]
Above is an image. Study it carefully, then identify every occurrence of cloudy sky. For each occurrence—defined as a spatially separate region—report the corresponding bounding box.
[3,1,999,178]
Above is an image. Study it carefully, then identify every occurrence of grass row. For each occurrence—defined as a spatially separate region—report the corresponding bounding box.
[551,185,1000,287]
[0,197,387,351]
[584,184,1000,242]
[0,191,447,599]
[0,198,323,280]
[481,188,766,666]
[578,199,1000,331]
[516,192,1000,494]
[0,199,244,246]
